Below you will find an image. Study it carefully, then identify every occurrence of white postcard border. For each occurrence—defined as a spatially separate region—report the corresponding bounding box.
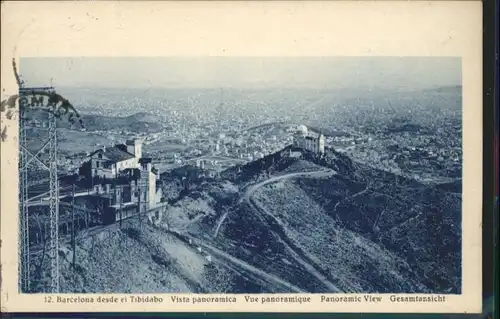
[1,1,483,313]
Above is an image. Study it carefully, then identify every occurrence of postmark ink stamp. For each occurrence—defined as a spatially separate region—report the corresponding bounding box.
[1,58,84,142]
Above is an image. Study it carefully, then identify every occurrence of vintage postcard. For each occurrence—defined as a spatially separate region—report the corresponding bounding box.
[1,0,482,314]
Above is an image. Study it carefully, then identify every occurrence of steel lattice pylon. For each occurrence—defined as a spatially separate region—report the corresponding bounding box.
[18,86,60,293]
[48,110,60,292]
[18,106,29,293]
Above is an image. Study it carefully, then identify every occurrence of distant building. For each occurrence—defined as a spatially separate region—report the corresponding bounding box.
[292,125,325,154]
[196,159,205,170]
[83,138,162,211]
[297,124,308,135]
[88,139,142,179]
[139,157,159,208]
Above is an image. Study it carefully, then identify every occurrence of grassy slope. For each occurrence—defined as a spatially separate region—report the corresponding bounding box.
[194,156,461,293]
[29,222,242,293]
[292,162,461,293]
[28,152,461,293]
[253,181,425,293]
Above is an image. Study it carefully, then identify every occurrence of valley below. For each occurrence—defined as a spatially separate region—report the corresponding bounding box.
[31,150,461,294]
[23,86,463,295]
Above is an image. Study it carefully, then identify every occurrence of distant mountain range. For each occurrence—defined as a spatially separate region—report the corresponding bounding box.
[78,112,163,132]
[24,109,163,132]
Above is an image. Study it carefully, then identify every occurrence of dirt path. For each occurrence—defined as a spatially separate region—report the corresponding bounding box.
[187,236,306,293]
[248,196,342,293]
[332,184,370,215]
[213,170,335,238]
[241,169,342,292]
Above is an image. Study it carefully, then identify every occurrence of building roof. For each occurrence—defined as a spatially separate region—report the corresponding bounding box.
[115,144,128,152]
[126,139,142,145]
[90,146,135,163]
[139,157,153,164]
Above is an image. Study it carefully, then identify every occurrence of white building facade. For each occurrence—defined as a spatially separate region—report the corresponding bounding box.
[89,139,143,179]
[292,125,325,154]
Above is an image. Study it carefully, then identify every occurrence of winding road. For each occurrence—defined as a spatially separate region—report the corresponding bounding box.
[213,169,342,292]
[185,155,248,164]
[241,170,336,203]
[187,236,306,293]
[332,184,370,216]
[213,170,336,238]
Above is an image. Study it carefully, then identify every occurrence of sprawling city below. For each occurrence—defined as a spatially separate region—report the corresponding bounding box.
[23,85,463,295]
[28,86,461,183]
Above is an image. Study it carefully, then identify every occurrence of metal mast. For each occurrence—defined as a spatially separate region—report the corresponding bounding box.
[18,85,60,293]
[48,106,60,293]
[18,87,29,292]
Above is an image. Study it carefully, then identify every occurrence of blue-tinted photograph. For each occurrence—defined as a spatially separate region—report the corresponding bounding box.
[17,57,462,294]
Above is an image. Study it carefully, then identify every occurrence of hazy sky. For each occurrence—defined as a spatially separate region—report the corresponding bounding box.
[20,57,461,89]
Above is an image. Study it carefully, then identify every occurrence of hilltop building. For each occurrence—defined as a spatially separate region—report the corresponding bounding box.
[88,139,142,179]
[293,125,325,154]
[138,157,160,207]
[81,139,163,219]
[196,159,205,170]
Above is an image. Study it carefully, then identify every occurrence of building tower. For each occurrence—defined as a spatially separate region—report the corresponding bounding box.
[139,158,156,209]
[126,139,142,159]
[293,124,308,149]
[318,133,325,154]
